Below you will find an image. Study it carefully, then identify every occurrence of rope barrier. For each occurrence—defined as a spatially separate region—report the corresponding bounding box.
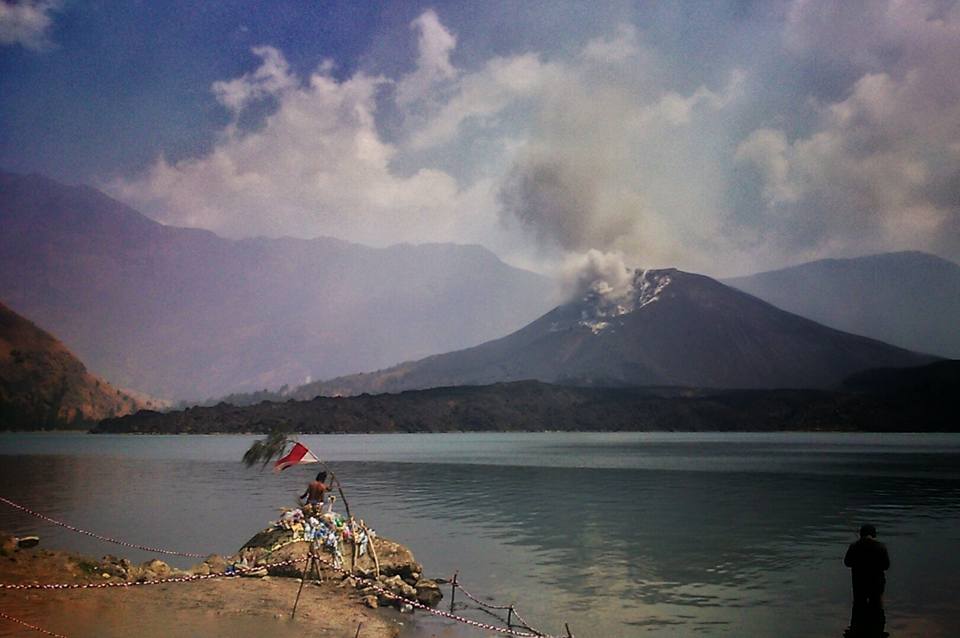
[0,558,299,591]
[307,552,558,638]
[0,610,68,637]
[452,578,546,635]
[0,497,207,558]
[455,580,514,610]
[509,605,548,636]
[1,493,565,636]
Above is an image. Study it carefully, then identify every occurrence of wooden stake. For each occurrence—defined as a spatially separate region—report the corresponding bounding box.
[291,552,314,620]
[358,519,380,578]
[354,622,362,638]
[507,606,514,627]
[449,571,458,612]
[565,622,574,638]
[350,518,358,573]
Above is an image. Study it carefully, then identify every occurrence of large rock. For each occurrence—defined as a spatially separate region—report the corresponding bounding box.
[416,579,443,606]
[237,523,442,608]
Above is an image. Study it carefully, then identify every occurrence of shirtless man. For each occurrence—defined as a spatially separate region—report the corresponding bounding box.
[300,471,328,512]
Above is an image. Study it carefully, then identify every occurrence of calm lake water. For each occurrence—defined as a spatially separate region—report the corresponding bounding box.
[2,432,960,637]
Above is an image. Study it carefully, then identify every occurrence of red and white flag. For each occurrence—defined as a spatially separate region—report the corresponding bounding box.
[274,442,320,472]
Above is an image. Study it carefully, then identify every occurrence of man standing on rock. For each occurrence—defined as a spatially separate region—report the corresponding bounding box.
[844,524,890,638]
[301,471,328,514]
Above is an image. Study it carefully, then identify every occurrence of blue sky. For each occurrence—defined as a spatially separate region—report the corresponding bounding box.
[2,0,959,279]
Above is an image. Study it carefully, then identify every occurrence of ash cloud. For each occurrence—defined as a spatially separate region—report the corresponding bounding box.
[498,158,634,253]
[560,249,635,302]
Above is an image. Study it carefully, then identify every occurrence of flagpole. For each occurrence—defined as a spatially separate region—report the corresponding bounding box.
[322,462,352,521]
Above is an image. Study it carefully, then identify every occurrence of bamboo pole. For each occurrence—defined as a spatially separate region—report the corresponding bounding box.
[359,519,380,577]
[321,463,353,521]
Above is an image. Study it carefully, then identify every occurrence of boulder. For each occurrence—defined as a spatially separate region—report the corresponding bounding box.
[190,554,228,576]
[204,554,227,572]
[138,558,171,580]
[240,526,295,553]
[380,574,417,599]
[98,555,128,579]
[416,579,443,607]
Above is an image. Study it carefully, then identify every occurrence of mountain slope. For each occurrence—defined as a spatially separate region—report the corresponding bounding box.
[725,252,960,358]
[0,301,149,429]
[0,171,558,399]
[294,269,935,397]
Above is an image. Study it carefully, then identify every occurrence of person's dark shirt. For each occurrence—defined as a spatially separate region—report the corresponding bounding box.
[844,537,890,590]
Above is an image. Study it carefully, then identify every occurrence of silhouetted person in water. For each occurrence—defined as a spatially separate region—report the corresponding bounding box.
[844,524,890,638]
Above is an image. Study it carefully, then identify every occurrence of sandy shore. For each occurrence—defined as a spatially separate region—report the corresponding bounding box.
[0,545,405,638]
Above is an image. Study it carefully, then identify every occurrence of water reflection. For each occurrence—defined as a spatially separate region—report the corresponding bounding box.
[339,460,960,636]
[1,434,960,637]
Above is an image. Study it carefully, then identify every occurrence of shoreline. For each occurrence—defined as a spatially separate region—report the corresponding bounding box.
[0,532,437,638]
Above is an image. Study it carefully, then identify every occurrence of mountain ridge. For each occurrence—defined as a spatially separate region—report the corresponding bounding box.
[0,171,559,400]
[725,251,960,358]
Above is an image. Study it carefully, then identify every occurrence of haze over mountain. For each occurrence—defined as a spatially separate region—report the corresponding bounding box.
[0,301,148,429]
[725,252,960,359]
[293,269,934,398]
[0,172,559,400]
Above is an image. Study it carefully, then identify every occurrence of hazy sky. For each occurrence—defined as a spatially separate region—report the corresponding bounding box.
[2,0,959,278]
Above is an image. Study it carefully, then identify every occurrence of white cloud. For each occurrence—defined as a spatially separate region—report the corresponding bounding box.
[112,49,471,247]
[112,5,960,281]
[115,10,748,279]
[0,0,60,50]
[395,9,458,106]
[580,23,641,63]
[406,52,557,150]
[211,46,298,115]
[736,1,960,260]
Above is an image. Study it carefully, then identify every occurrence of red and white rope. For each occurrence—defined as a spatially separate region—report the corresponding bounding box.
[1,494,563,637]
[0,610,68,637]
[0,497,207,558]
[308,553,558,638]
[455,580,514,610]
[0,558,298,591]
[452,577,546,635]
[508,605,548,636]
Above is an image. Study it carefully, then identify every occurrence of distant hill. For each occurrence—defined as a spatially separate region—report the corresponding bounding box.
[292,268,934,397]
[94,361,960,434]
[725,252,960,358]
[0,171,558,400]
[0,301,150,429]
